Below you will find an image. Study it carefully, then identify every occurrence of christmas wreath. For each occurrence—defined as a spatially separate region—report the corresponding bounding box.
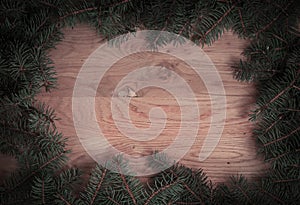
[0,0,299,204]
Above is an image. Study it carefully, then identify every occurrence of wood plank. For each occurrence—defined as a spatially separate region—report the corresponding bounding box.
[36,24,269,183]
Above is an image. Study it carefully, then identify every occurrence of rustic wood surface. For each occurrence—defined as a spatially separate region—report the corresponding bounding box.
[33,24,269,183]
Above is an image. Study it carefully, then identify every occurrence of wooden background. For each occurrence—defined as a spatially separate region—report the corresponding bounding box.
[3,24,269,184]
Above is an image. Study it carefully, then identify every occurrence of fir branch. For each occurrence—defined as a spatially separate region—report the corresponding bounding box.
[144,180,179,205]
[109,0,131,8]
[285,108,300,112]
[35,17,50,33]
[6,151,66,192]
[231,177,254,205]
[38,1,58,9]
[59,7,97,20]
[97,7,101,28]
[107,196,121,205]
[273,178,300,183]
[175,202,203,205]
[255,0,294,37]
[263,126,300,147]
[89,168,107,205]
[150,156,205,204]
[265,115,283,133]
[267,0,289,16]
[117,168,137,205]
[234,184,253,205]
[161,0,176,31]
[0,194,30,205]
[257,72,300,115]
[237,7,246,34]
[199,3,236,43]
[0,137,21,154]
[36,26,62,50]
[290,164,300,168]
[173,172,205,205]
[267,148,300,163]
[173,20,190,43]
[293,85,300,91]
[181,183,204,205]
[152,157,205,205]
[177,21,190,37]
[59,0,131,20]
[1,123,38,137]
[271,33,288,44]
[55,168,80,191]
[153,0,177,43]
[0,95,34,112]
[56,193,72,205]
[42,178,45,204]
[259,188,285,205]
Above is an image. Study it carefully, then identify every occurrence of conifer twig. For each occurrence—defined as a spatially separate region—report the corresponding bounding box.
[257,72,299,115]
[260,188,284,205]
[255,0,294,36]
[199,4,236,43]
[237,7,246,34]
[89,169,107,205]
[263,126,300,147]
[59,0,131,20]
[39,1,58,9]
[56,193,72,205]
[59,7,97,20]
[107,196,121,205]
[175,201,204,205]
[152,0,177,46]
[264,115,283,133]
[117,165,137,205]
[6,151,66,192]
[144,180,178,205]
[274,178,300,183]
[151,157,205,205]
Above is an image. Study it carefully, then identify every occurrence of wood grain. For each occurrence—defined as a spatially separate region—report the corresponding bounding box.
[36,24,269,183]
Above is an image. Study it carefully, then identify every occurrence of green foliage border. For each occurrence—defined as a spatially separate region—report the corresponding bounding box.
[0,0,299,204]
